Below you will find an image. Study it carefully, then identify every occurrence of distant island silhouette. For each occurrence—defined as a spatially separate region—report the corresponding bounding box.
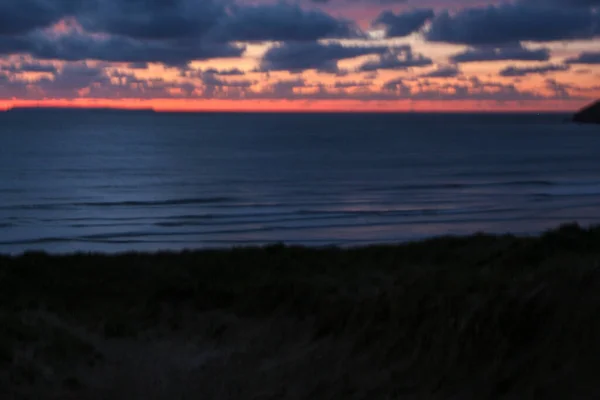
[573,100,600,124]
[6,106,156,113]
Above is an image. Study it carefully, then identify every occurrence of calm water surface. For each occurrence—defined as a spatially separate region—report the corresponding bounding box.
[1,110,599,254]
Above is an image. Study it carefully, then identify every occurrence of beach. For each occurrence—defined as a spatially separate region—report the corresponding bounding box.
[2,223,600,399]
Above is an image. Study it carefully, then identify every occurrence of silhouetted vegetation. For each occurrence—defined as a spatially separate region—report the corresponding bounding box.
[1,223,600,398]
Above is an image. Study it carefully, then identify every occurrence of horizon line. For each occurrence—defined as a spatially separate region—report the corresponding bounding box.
[1,105,575,114]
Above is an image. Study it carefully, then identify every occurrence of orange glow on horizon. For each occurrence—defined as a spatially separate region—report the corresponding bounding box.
[0,98,589,113]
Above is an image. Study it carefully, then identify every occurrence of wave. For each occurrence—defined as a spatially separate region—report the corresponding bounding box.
[535,184,600,197]
[0,196,236,210]
[2,214,596,247]
[358,180,556,193]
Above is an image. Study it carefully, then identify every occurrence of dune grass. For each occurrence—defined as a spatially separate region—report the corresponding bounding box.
[1,223,600,399]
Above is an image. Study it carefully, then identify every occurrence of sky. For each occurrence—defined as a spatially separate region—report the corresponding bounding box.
[0,0,599,112]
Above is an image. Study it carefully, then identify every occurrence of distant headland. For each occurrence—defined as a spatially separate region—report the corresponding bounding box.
[573,100,600,124]
[5,106,156,113]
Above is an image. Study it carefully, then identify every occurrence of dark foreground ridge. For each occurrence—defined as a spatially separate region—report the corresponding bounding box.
[2,223,600,399]
[573,99,600,124]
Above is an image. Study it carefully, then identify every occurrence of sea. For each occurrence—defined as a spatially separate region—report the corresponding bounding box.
[1,109,599,254]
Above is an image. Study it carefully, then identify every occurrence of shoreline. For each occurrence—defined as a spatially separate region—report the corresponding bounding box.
[2,223,600,398]
[0,225,578,258]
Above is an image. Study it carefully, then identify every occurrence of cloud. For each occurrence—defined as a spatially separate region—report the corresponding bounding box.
[0,59,57,74]
[311,0,409,4]
[0,61,203,99]
[1,0,360,69]
[382,78,412,93]
[77,0,225,40]
[499,64,570,76]
[0,29,245,66]
[379,75,562,101]
[373,9,435,38]
[0,0,75,35]
[210,3,360,42]
[259,41,389,73]
[421,65,461,77]
[2,60,586,103]
[358,46,433,72]
[204,68,245,76]
[198,72,252,88]
[544,78,571,99]
[198,69,255,98]
[450,44,551,63]
[565,51,600,64]
[81,0,359,43]
[333,80,372,88]
[521,0,600,7]
[544,77,600,95]
[127,62,149,70]
[38,63,109,95]
[425,4,599,45]
[0,73,31,98]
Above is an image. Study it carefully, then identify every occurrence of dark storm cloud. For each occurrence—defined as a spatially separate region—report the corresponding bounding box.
[259,42,389,73]
[77,1,358,43]
[450,45,551,63]
[0,0,77,35]
[0,36,34,56]
[1,0,359,67]
[565,51,600,64]
[358,46,433,72]
[210,3,360,42]
[499,63,570,77]
[77,0,225,40]
[425,4,599,45]
[373,9,435,38]
[421,65,461,77]
[0,30,245,66]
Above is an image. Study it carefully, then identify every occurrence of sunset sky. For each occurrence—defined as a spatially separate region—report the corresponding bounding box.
[0,0,599,112]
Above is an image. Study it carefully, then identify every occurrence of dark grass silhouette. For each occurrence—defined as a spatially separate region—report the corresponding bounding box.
[1,223,600,399]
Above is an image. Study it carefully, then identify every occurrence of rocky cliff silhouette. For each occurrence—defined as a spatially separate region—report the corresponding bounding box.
[573,100,600,124]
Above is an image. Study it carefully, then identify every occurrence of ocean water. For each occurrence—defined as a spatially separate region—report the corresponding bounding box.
[0,109,599,254]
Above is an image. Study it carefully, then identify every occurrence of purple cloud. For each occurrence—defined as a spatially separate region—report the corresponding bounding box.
[565,51,600,64]
[373,9,435,38]
[426,4,599,45]
[499,64,570,77]
[450,44,551,63]
[260,42,390,73]
[358,46,433,72]
[421,65,461,78]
